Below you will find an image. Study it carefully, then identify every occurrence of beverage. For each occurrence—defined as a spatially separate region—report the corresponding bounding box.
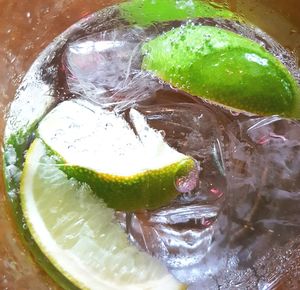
[1,1,300,289]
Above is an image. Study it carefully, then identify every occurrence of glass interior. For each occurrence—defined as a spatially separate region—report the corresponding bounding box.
[0,0,299,289]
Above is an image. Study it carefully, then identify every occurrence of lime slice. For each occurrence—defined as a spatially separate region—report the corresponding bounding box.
[20,138,185,289]
[119,0,234,27]
[142,25,300,118]
[37,99,195,211]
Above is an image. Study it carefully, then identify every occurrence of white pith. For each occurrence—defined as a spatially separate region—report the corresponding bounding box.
[38,99,187,176]
[21,139,183,290]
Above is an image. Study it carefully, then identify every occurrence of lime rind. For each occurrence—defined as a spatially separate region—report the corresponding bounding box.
[21,138,185,289]
[37,100,195,211]
[38,138,194,211]
[142,25,300,118]
[119,0,235,27]
[60,157,194,211]
[290,87,300,118]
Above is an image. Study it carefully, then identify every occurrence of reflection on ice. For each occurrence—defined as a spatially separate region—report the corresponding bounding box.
[65,38,140,92]
[64,28,160,109]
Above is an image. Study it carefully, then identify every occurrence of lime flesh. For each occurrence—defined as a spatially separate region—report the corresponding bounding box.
[20,138,185,290]
[37,99,195,211]
[142,25,300,118]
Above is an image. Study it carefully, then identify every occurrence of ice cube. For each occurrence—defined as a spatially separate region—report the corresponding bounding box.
[63,28,161,109]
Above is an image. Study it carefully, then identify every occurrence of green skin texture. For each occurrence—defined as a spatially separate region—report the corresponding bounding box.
[62,162,193,212]
[43,141,195,212]
[142,25,300,118]
[119,0,234,27]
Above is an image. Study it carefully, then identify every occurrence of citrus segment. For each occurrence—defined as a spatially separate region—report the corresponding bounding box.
[37,100,195,211]
[142,25,300,118]
[20,138,185,290]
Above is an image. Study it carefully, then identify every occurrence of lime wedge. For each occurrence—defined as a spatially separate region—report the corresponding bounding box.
[142,25,300,118]
[37,100,195,211]
[20,138,185,289]
[119,0,234,27]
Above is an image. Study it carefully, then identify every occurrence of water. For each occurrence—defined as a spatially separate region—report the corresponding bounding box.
[3,1,300,289]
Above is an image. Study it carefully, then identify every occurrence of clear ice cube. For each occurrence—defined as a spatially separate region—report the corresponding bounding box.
[63,27,161,109]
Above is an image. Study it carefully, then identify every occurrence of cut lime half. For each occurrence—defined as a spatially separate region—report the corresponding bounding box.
[37,100,195,211]
[20,138,185,290]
